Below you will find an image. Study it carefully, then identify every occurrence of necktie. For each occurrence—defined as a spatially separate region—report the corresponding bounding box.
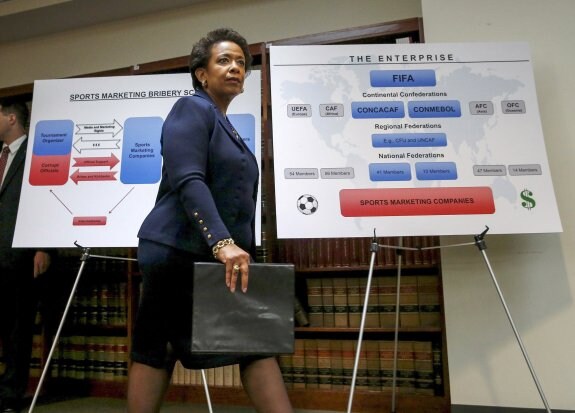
[0,146,10,185]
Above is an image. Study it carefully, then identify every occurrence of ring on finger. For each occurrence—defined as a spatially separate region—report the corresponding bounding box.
[233,264,240,271]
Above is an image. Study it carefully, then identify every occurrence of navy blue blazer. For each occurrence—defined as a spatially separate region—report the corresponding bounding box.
[138,90,259,258]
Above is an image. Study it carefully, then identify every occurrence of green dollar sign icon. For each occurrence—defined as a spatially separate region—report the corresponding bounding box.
[520,188,536,210]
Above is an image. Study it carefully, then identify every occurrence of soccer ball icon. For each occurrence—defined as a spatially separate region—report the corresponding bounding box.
[297,194,318,215]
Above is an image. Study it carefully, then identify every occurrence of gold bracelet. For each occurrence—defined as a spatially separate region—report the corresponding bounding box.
[212,238,235,259]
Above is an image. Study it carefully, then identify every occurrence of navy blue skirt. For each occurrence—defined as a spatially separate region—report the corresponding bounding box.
[131,238,262,370]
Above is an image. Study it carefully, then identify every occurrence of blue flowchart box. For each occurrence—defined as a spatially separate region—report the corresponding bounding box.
[121,117,163,184]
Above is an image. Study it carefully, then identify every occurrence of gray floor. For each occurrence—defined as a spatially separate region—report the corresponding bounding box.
[28,397,340,413]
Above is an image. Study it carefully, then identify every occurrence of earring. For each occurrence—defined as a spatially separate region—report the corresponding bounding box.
[202,80,208,88]
[240,88,244,93]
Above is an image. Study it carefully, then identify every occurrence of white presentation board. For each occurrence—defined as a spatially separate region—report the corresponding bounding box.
[13,72,262,248]
[270,43,562,238]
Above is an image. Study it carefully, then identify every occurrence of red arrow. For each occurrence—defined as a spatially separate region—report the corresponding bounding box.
[73,153,119,169]
[70,170,118,184]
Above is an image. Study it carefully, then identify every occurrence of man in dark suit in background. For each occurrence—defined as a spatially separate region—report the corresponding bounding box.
[0,98,51,413]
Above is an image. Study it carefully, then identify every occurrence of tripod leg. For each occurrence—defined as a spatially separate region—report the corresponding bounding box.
[478,248,552,413]
[346,244,378,413]
[200,369,214,413]
[27,256,89,413]
[391,237,403,413]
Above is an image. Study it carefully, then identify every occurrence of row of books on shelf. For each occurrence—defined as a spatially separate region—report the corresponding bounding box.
[69,282,128,327]
[278,339,443,395]
[171,361,242,388]
[275,236,440,269]
[27,335,441,396]
[30,334,128,381]
[305,274,441,328]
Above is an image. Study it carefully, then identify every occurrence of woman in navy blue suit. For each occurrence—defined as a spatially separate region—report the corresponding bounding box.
[127,29,293,413]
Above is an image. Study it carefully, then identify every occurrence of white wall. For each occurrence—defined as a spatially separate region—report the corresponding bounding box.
[0,0,421,89]
[422,0,575,410]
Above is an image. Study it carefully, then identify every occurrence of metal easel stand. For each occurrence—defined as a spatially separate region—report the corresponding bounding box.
[27,242,215,413]
[200,369,214,413]
[345,231,379,413]
[347,231,418,413]
[346,227,553,413]
[417,226,552,413]
[470,227,552,413]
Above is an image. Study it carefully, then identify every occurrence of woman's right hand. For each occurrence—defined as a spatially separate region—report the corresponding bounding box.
[216,244,250,293]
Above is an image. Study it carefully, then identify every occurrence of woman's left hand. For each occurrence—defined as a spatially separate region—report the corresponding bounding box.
[216,244,250,293]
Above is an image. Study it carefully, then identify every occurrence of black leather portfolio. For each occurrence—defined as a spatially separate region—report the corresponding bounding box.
[191,262,295,355]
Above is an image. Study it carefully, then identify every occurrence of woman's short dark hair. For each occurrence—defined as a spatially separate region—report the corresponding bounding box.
[189,28,252,90]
